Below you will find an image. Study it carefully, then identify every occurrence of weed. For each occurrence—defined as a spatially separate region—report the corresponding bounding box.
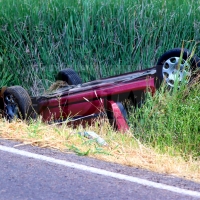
[129,73,200,158]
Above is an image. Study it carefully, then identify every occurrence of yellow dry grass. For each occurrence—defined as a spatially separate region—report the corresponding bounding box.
[0,118,199,183]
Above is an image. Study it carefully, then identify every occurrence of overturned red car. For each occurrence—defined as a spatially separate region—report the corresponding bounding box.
[1,48,200,131]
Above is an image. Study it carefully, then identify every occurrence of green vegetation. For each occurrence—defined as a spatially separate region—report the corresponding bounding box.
[129,80,200,158]
[0,0,200,94]
[0,0,200,160]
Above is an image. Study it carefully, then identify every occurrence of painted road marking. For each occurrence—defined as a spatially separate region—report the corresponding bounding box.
[0,145,200,198]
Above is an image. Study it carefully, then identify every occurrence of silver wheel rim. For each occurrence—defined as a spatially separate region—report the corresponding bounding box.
[162,57,191,87]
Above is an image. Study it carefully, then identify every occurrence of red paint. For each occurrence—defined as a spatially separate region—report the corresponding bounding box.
[32,69,157,132]
[107,100,129,133]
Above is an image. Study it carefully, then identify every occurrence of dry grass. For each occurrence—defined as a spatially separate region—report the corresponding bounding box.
[0,117,199,183]
[46,80,69,93]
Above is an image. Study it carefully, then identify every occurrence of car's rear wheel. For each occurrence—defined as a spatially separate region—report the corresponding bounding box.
[156,48,200,88]
[56,68,82,85]
[4,86,33,121]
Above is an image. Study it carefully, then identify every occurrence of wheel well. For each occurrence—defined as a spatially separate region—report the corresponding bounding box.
[105,90,145,108]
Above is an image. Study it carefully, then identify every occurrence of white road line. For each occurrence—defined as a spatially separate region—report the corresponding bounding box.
[0,145,199,198]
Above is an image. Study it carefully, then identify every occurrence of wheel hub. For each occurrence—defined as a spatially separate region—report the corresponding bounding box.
[162,57,191,87]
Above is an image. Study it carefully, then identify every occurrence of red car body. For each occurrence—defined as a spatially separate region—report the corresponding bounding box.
[31,68,157,131]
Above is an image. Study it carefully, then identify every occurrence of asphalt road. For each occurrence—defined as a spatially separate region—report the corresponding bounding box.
[0,139,200,200]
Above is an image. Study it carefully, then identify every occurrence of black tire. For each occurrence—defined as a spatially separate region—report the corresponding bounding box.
[56,68,82,85]
[4,86,33,120]
[156,48,200,88]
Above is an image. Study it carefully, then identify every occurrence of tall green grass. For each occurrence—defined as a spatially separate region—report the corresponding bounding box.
[0,0,200,94]
[129,80,200,158]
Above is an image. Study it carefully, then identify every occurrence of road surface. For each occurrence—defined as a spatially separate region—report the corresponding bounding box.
[0,139,200,200]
